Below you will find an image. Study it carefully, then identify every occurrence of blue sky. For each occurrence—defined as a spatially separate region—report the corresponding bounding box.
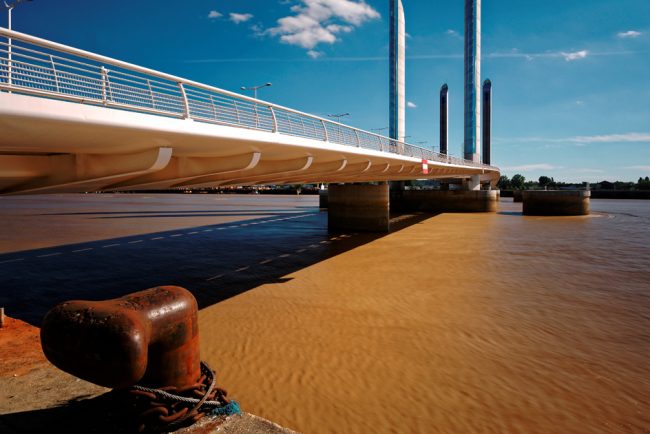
[4,0,649,182]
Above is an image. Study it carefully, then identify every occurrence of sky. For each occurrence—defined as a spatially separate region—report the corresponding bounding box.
[3,0,650,182]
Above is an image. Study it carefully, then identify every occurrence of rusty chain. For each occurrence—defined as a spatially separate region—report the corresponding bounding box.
[128,361,238,433]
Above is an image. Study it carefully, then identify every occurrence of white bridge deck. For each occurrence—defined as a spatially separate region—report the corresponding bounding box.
[0,28,499,194]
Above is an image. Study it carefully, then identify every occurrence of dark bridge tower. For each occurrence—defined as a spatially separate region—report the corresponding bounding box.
[439,84,449,155]
[482,79,492,165]
[389,0,406,193]
[389,0,406,144]
[464,0,481,163]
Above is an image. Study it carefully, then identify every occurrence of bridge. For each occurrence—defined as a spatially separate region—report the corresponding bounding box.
[0,28,498,195]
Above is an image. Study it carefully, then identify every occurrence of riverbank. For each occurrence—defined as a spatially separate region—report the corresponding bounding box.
[0,316,297,434]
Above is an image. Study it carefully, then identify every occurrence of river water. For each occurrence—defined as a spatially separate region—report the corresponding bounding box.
[198,199,650,433]
[0,196,648,433]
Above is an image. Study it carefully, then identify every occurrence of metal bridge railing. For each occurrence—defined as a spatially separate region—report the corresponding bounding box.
[0,28,497,171]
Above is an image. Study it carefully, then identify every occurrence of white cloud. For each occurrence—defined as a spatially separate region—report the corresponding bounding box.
[625,165,650,171]
[208,10,222,19]
[407,101,417,108]
[494,133,650,149]
[561,50,589,61]
[445,29,461,39]
[486,49,636,62]
[326,24,353,33]
[567,133,650,143]
[230,13,254,24]
[187,48,640,64]
[267,0,380,50]
[502,164,561,171]
[307,50,324,59]
[575,100,584,105]
[617,30,642,39]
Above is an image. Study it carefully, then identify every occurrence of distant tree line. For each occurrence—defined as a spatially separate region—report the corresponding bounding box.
[497,175,650,191]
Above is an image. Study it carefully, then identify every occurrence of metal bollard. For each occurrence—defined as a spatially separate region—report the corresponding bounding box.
[40,286,201,390]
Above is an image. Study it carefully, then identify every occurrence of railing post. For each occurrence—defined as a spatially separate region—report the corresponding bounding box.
[7,32,12,92]
[146,79,156,110]
[100,66,108,105]
[269,106,278,133]
[321,119,329,142]
[353,129,361,147]
[49,55,60,93]
[178,82,190,119]
[209,95,218,121]
[253,103,260,129]
[287,114,294,134]
[299,117,307,136]
[233,101,241,124]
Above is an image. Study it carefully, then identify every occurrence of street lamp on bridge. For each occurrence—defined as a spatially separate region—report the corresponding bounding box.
[240,82,272,100]
[327,113,350,143]
[2,0,33,90]
[241,82,271,128]
[326,113,350,123]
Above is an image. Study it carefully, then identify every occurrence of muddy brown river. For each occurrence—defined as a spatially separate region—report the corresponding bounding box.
[198,199,650,433]
[0,195,648,433]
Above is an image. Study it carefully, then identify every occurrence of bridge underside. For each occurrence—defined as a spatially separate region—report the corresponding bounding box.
[0,93,498,195]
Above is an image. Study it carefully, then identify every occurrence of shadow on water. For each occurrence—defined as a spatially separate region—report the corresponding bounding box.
[0,210,432,327]
[39,209,304,216]
[0,209,433,433]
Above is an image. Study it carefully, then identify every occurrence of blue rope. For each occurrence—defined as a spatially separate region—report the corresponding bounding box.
[210,400,241,417]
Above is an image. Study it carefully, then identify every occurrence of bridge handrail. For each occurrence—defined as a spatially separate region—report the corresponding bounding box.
[0,28,497,171]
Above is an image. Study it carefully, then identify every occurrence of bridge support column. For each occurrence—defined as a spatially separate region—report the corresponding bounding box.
[522,190,590,215]
[466,174,481,191]
[393,190,498,213]
[328,183,389,232]
[319,189,329,209]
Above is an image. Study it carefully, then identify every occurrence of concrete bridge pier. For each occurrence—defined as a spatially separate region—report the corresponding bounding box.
[327,180,498,233]
[464,174,481,191]
[522,190,590,215]
[327,183,390,232]
[394,189,498,213]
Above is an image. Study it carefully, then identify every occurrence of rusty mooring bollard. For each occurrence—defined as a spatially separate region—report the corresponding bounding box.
[40,286,201,390]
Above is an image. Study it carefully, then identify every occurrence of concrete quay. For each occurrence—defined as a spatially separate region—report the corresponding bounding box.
[0,316,298,434]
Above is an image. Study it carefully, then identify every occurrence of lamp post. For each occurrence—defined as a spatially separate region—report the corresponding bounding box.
[241,82,272,100]
[241,82,271,127]
[3,0,32,90]
[326,113,350,123]
[371,127,388,134]
[327,113,349,143]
